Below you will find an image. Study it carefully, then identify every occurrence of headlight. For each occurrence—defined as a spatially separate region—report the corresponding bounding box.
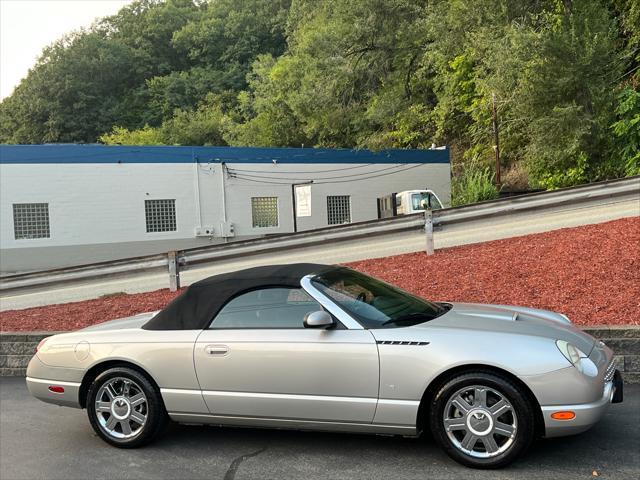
[556,339,588,370]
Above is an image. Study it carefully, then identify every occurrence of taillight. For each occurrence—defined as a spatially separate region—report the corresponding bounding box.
[36,338,48,353]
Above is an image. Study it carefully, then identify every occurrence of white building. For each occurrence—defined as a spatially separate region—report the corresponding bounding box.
[0,145,450,273]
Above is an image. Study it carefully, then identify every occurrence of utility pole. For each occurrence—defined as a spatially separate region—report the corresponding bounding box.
[492,92,501,187]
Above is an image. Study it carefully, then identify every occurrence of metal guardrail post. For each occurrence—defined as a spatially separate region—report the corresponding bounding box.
[424,209,434,255]
[168,251,180,291]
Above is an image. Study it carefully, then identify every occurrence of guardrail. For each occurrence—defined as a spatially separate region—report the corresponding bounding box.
[1,175,638,294]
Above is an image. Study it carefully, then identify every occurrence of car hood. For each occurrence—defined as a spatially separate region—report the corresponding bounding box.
[79,311,159,332]
[422,302,596,354]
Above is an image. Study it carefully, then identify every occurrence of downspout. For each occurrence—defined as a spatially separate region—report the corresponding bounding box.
[193,149,202,228]
[220,161,228,242]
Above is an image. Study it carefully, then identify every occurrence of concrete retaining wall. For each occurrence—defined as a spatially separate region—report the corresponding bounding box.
[1,326,638,382]
[0,332,57,376]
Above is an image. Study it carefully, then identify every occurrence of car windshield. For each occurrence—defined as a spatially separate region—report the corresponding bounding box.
[411,192,442,210]
[311,267,449,329]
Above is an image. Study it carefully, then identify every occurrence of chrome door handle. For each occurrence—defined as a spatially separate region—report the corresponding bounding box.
[205,344,229,356]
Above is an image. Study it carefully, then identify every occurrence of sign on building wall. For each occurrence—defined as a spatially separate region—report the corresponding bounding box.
[295,184,312,217]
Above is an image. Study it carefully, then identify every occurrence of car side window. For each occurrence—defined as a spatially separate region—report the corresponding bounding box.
[411,194,422,210]
[429,193,443,210]
[210,288,322,329]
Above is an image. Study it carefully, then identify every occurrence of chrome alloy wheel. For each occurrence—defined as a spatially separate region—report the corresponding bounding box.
[95,377,148,439]
[443,385,518,459]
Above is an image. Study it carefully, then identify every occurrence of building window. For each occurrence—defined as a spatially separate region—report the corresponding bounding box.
[13,203,50,239]
[251,197,278,228]
[145,199,176,232]
[327,195,351,225]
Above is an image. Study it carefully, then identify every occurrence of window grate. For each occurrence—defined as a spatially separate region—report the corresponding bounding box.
[13,203,50,239]
[251,197,278,228]
[145,199,176,232]
[327,195,351,225]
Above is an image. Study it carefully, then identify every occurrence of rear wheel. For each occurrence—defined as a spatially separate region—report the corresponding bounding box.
[429,371,536,468]
[87,367,168,448]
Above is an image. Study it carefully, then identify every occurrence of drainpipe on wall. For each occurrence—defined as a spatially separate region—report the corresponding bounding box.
[193,151,203,228]
[220,162,228,242]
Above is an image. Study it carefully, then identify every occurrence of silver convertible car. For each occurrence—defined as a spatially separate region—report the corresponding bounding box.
[26,264,623,468]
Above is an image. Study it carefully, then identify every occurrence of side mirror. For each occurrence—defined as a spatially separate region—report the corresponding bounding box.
[303,310,335,329]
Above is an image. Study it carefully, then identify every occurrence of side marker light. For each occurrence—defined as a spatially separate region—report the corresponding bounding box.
[551,411,575,420]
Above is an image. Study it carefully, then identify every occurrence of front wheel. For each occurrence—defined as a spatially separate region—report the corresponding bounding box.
[87,367,168,448]
[429,371,536,469]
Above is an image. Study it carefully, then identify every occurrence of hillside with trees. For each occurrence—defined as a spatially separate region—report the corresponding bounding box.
[1,0,638,202]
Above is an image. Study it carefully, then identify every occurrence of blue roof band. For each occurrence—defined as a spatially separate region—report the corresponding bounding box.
[0,144,449,165]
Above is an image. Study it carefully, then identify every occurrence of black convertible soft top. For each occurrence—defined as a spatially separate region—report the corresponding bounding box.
[143,263,332,330]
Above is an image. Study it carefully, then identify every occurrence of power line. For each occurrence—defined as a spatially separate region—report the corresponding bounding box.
[227,163,376,174]
[611,64,640,85]
[226,163,408,181]
[227,174,297,185]
[228,163,429,185]
[314,164,427,184]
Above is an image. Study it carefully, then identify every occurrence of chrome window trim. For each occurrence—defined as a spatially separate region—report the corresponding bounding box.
[300,275,363,330]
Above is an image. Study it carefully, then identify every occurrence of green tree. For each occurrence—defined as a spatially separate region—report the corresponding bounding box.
[0,31,140,143]
[1,0,638,195]
[610,87,640,176]
[99,125,165,145]
[228,0,431,148]
[101,92,234,146]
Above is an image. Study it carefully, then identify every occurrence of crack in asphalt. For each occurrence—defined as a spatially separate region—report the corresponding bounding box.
[223,447,267,480]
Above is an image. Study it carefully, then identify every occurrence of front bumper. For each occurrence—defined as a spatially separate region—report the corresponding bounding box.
[541,369,623,438]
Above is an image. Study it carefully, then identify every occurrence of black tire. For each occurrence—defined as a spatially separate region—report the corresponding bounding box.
[428,371,536,469]
[86,367,168,448]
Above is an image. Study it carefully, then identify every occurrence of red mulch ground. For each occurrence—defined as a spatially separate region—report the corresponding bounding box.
[1,217,638,332]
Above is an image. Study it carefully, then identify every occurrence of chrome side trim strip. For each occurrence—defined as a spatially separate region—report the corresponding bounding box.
[161,388,202,395]
[201,389,377,404]
[25,377,81,387]
[161,388,418,407]
[378,399,420,407]
[300,275,363,330]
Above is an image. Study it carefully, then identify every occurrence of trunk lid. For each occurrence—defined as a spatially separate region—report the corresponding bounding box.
[79,311,158,332]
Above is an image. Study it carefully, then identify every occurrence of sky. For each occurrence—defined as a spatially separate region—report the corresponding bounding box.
[0,0,133,100]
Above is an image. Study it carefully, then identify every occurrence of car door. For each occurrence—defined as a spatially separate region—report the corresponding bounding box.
[194,287,379,424]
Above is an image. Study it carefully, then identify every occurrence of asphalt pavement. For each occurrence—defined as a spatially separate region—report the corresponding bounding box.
[1,377,638,480]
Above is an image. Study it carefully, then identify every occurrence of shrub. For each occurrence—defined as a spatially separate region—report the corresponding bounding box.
[452,163,500,206]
